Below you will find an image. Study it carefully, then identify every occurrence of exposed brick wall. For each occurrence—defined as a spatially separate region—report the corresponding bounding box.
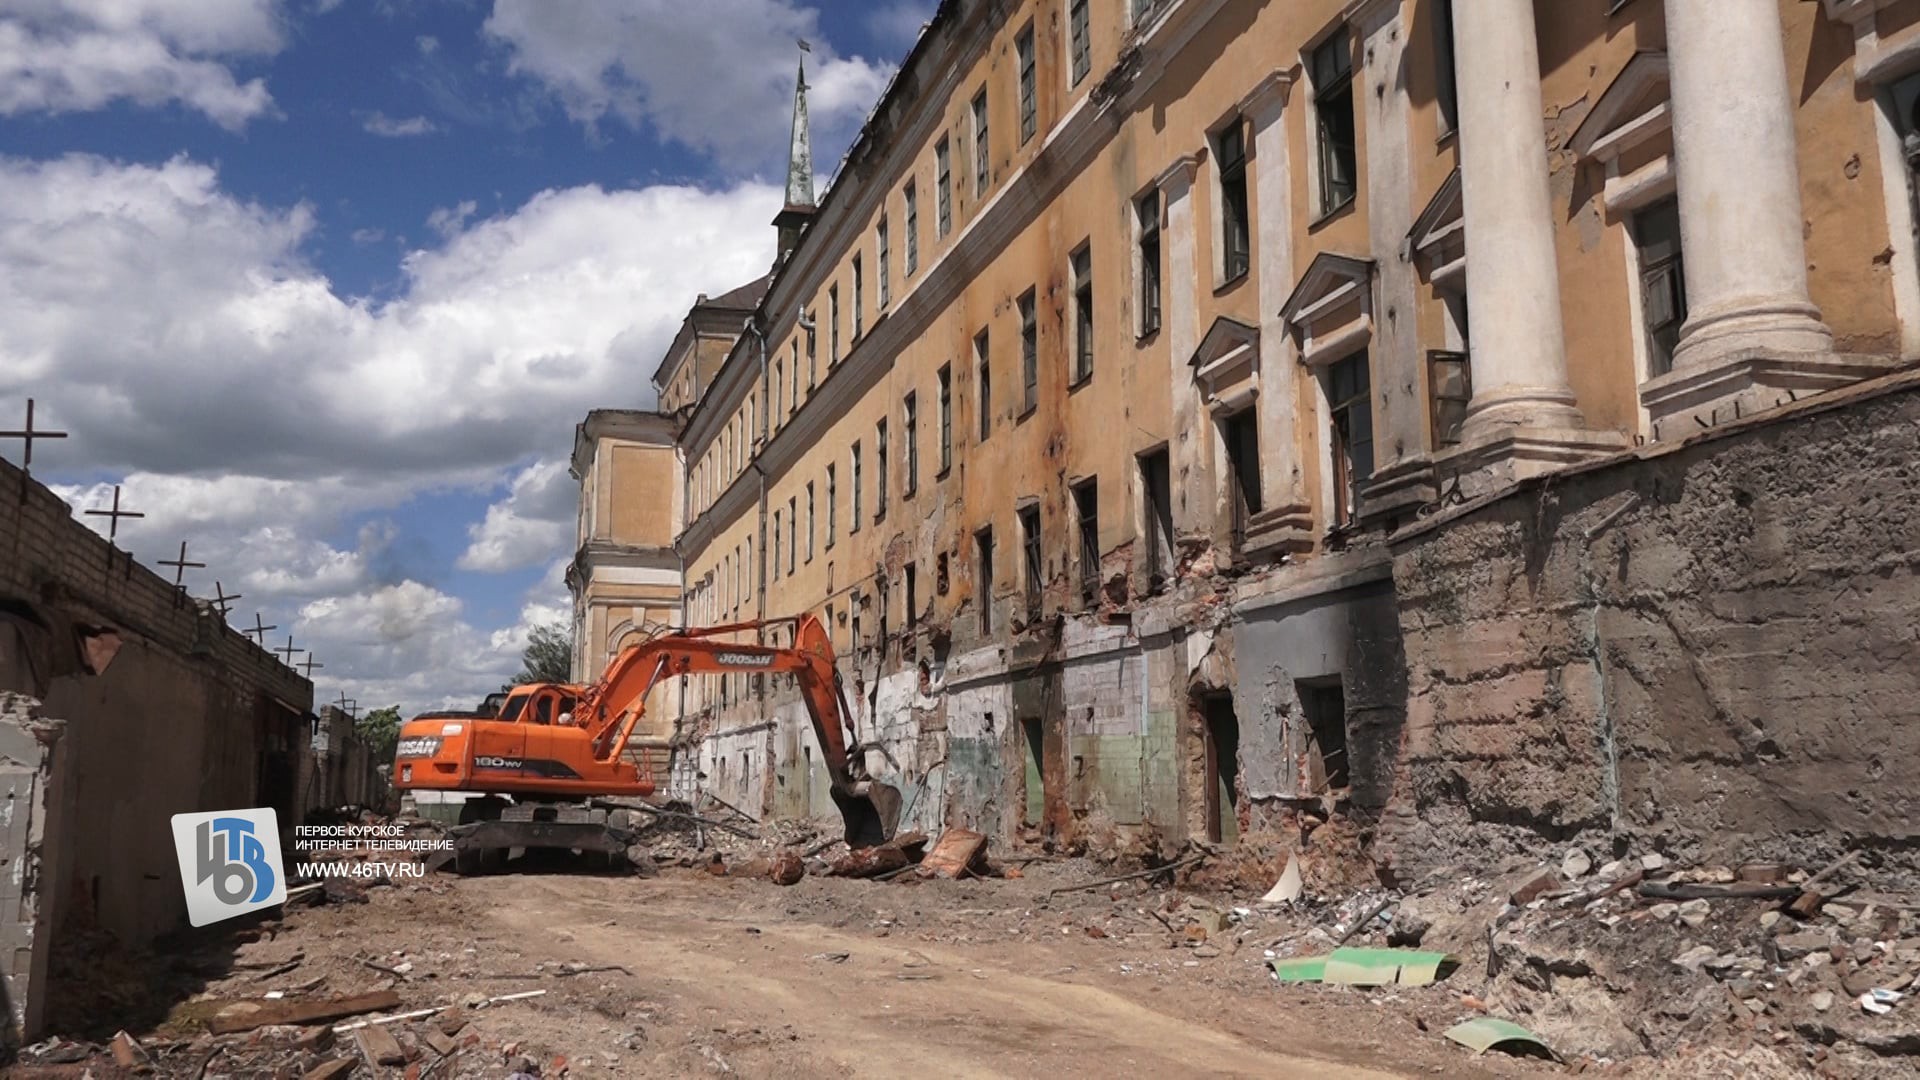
[1386,372,1920,876]
[0,457,314,964]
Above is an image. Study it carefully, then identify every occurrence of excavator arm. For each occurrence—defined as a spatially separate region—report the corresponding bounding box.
[575,614,901,846]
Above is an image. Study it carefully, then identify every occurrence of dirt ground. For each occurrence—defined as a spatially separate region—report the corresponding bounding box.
[26,859,1563,1079]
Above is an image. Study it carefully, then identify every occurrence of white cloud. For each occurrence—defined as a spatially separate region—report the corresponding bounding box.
[363,111,436,137]
[0,0,283,129]
[866,2,936,54]
[14,153,777,714]
[483,0,894,171]
[415,34,437,55]
[458,458,576,573]
[424,197,478,237]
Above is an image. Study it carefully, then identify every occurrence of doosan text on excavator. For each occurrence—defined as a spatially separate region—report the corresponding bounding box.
[389,615,902,871]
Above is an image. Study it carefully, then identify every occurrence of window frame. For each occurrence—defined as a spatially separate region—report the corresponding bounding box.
[852,254,865,337]
[937,363,953,475]
[936,138,953,237]
[971,89,990,197]
[1069,0,1091,86]
[1214,117,1251,284]
[1018,288,1038,416]
[1018,503,1043,611]
[1070,243,1094,385]
[850,441,863,533]
[976,525,995,635]
[805,481,816,563]
[876,216,891,310]
[1326,352,1375,527]
[1434,0,1459,138]
[903,390,919,499]
[904,180,919,277]
[828,284,841,362]
[874,417,889,522]
[1073,477,1099,606]
[826,463,837,548]
[1136,190,1162,338]
[1311,29,1359,218]
[975,330,993,442]
[1016,24,1037,145]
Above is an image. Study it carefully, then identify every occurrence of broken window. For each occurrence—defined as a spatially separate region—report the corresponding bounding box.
[937,363,952,473]
[1635,197,1686,379]
[806,481,815,563]
[1428,349,1472,450]
[1216,119,1251,281]
[1073,478,1099,606]
[903,390,919,498]
[806,326,816,388]
[1327,352,1374,526]
[829,284,841,362]
[1313,31,1357,215]
[1298,679,1350,793]
[905,562,918,628]
[852,254,864,337]
[1137,191,1161,337]
[877,578,890,656]
[1017,24,1037,145]
[876,216,890,310]
[1434,0,1458,136]
[875,417,889,522]
[975,330,993,441]
[1070,0,1091,86]
[1019,289,1037,414]
[772,508,782,580]
[976,526,995,635]
[937,551,950,595]
[1222,408,1262,556]
[826,463,837,548]
[1071,245,1094,384]
[1131,0,1165,26]
[788,496,798,574]
[936,137,953,238]
[1019,503,1042,611]
[774,359,785,427]
[1140,448,1173,589]
[972,89,990,196]
[904,181,918,278]
[850,441,863,533]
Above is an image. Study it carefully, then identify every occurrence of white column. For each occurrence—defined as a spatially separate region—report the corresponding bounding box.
[1663,0,1833,366]
[1244,73,1310,533]
[1452,0,1585,435]
[1158,156,1204,539]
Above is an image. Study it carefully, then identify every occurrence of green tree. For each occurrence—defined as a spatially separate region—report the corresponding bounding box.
[512,621,574,686]
[357,705,403,763]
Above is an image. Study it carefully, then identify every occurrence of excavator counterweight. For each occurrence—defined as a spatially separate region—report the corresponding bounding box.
[392,614,901,870]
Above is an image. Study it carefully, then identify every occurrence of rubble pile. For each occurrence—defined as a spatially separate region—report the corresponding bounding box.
[1249,844,1920,1073]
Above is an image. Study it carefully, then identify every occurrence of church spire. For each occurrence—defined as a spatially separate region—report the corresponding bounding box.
[774,41,817,261]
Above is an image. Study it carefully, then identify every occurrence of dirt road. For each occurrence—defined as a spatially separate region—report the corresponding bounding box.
[45,862,1551,1077]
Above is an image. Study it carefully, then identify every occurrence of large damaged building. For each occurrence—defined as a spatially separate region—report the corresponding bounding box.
[572,0,1920,875]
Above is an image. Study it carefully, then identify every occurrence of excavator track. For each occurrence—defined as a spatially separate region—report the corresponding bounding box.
[432,797,641,874]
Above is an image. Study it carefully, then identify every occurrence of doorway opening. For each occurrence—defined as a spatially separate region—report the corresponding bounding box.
[1021,716,1045,828]
[1200,692,1240,845]
[1298,678,1350,794]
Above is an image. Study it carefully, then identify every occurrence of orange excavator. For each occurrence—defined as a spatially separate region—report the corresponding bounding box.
[392,614,902,872]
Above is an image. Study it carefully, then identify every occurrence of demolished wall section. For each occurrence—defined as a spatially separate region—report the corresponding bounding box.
[1387,371,1920,877]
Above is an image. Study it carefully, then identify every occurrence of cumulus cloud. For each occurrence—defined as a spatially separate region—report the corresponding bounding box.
[363,111,436,137]
[458,459,576,573]
[0,0,283,129]
[484,0,894,171]
[14,153,779,713]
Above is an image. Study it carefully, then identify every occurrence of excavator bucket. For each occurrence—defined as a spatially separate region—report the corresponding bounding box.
[832,780,904,849]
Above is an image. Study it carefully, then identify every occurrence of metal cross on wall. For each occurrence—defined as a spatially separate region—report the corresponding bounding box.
[158,541,206,608]
[299,652,322,679]
[0,399,68,478]
[334,691,359,720]
[275,635,301,665]
[246,613,277,643]
[83,485,143,544]
[210,581,241,617]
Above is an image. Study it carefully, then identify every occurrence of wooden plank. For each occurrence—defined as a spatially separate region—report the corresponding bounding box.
[207,991,402,1035]
[355,1024,407,1067]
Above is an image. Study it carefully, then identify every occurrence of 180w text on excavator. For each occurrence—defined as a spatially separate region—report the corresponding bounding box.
[390,615,902,872]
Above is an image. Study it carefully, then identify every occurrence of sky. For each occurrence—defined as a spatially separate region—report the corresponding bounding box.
[0,0,934,715]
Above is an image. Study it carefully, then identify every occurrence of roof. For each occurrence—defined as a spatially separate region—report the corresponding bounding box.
[650,274,771,390]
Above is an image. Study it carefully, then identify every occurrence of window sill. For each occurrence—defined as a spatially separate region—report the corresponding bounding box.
[1213,269,1249,297]
[1017,405,1037,424]
[1436,126,1457,150]
[935,466,952,482]
[1137,324,1161,344]
[1309,194,1357,231]
[1068,371,1093,392]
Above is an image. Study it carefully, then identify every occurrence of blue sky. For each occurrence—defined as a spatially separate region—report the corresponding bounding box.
[2,0,932,713]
